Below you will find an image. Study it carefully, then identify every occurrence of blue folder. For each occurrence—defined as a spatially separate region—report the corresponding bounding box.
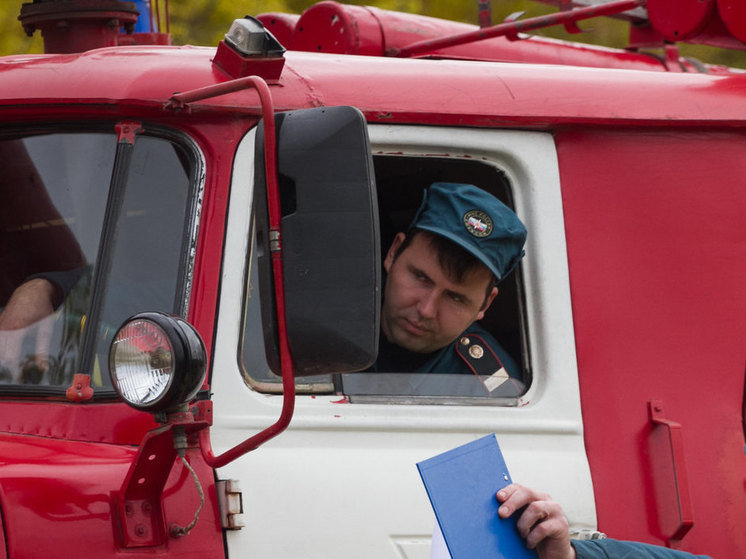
[417,434,537,559]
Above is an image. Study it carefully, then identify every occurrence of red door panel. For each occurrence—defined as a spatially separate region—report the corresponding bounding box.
[556,127,746,557]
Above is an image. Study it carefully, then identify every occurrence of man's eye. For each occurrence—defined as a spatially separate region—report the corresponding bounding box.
[449,293,465,304]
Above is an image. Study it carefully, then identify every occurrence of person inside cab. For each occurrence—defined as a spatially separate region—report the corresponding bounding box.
[0,138,87,383]
[369,182,526,396]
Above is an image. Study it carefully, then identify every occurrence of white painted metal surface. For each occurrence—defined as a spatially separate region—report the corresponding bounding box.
[210,125,595,559]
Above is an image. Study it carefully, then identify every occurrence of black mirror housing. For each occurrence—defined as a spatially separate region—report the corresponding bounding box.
[255,106,380,376]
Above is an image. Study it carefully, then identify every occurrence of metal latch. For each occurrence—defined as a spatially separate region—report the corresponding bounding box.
[216,480,244,530]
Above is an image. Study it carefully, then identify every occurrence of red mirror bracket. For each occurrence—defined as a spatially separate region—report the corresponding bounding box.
[111,409,210,549]
[167,76,297,469]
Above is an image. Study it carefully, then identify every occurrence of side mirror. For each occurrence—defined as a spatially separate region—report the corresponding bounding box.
[255,106,380,376]
[110,85,379,469]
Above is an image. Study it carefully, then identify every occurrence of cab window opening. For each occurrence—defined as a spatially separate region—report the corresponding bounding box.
[339,155,529,402]
[240,153,530,403]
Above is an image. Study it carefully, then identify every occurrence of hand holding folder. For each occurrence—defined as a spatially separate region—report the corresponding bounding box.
[417,434,538,559]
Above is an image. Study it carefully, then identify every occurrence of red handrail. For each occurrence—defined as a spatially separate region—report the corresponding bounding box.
[168,76,296,469]
[390,0,645,57]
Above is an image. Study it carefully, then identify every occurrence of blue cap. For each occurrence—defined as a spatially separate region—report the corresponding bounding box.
[410,183,527,282]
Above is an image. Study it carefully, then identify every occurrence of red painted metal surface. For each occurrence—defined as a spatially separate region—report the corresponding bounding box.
[287,0,746,55]
[647,0,716,42]
[1,4,746,557]
[185,118,246,376]
[65,373,95,402]
[0,48,744,127]
[114,120,142,144]
[648,400,694,545]
[478,0,492,29]
[0,46,744,391]
[168,76,298,468]
[677,9,746,51]
[112,409,210,548]
[211,40,286,81]
[166,74,277,111]
[289,2,674,71]
[0,401,155,445]
[556,128,746,557]
[530,0,746,50]
[18,0,140,54]
[256,13,300,49]
[292,2,385,56]
[742,367,746,446]
[266,53,744,125]
[390,0,644,57]
[640,0,746,51]
[718,0,746,43]
[0,46,255,464]
[0,431,224,558]
[0,505,6,559]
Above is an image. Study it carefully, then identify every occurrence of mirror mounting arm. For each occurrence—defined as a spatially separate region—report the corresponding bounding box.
[180,76,296,469]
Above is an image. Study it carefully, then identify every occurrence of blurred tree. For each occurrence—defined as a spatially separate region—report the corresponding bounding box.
[168,0,746,68]
[1,0,744,68]
[0,2,42,55]
[169,0,289,46]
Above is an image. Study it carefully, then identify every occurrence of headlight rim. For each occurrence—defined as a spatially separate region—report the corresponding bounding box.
[108,312,206,413]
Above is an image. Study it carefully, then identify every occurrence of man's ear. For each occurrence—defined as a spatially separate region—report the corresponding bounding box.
[383,232,406,273]
[476,286,498,321]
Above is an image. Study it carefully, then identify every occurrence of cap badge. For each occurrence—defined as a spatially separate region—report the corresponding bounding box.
[463,210,493,238]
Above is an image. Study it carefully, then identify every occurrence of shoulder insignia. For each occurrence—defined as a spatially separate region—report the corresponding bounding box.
[454,336,525,397]
[455,334,510,393]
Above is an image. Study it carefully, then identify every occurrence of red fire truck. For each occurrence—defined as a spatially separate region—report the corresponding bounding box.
[0,1,744,558]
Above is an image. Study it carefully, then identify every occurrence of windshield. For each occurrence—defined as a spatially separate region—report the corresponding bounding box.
[0,127,200,395]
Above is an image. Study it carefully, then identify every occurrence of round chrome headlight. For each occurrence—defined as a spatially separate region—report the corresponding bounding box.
[109,312,206,412]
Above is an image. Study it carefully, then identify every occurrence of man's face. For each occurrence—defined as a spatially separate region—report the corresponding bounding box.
[381,232,498,354]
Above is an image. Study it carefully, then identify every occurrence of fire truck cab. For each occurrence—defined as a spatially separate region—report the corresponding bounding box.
[0,1,744,558]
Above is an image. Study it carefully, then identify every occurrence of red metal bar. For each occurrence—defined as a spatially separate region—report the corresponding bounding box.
[559,0,585,34]
[478,0,492,29]
[391,0,645,57]
[166,76,265,109]
[164,0,170,35]
[168,76,297,469]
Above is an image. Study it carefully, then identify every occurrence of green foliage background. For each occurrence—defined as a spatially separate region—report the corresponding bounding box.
[1,0,744,68]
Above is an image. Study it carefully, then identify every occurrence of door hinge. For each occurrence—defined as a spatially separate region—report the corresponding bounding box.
[217,480,245,530]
